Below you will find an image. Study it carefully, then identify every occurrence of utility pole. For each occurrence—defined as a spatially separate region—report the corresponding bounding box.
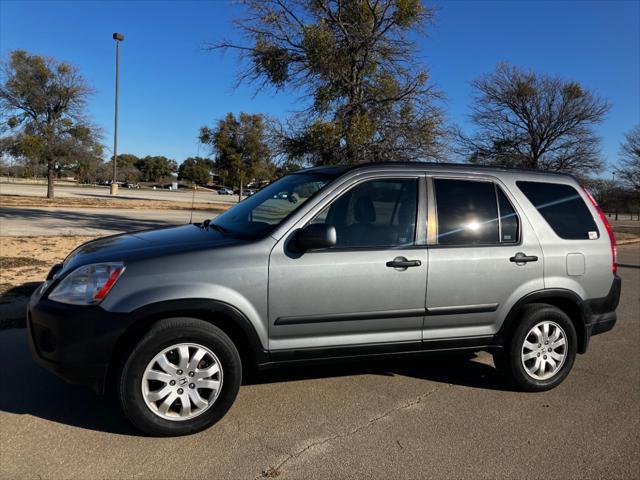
[111,32,124,195]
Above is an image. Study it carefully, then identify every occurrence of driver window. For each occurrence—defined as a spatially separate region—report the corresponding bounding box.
[251,181,325,224]
[310,178,418,248]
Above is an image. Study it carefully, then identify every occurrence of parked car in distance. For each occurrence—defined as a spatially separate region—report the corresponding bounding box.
[217,187,233,195]
[124,182,140,189]
[273,191,289,200]
[28,163,620,436]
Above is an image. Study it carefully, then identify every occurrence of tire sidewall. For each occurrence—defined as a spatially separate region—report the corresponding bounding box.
[119,318,242,436]
[508,305,577,392]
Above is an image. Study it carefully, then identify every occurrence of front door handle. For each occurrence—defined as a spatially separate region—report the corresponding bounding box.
[510,252,539,264]
[386,256,422,269]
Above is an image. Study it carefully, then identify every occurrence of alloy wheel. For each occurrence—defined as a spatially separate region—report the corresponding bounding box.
[141,343,223,421]
[521,321,567,380]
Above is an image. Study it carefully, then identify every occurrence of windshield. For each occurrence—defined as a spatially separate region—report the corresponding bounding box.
[209,172,336,238]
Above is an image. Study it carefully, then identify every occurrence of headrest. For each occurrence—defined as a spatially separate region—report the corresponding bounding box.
[354,197,376,223]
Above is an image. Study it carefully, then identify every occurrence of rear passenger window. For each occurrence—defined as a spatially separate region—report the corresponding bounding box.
[434,179,499,245]
[433,179,520,246]
[517,181,598,240]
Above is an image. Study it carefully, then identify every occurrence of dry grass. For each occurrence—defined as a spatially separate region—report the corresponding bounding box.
[0,194,231,212]
[0,236,98,328]
[1,236,95,281]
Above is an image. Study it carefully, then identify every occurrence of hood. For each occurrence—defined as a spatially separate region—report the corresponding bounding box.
[63,224,243,271]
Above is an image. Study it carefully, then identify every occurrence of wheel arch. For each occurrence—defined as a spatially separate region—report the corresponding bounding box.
[104,299,268,395]
[496,289,588,354]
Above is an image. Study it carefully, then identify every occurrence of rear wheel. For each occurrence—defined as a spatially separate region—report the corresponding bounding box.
[118,318,242,436]
[495,304,577,391]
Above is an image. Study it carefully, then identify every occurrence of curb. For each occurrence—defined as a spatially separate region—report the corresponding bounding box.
[617,238,640,245]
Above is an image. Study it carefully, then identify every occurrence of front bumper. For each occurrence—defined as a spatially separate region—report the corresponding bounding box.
[27,297,130,394]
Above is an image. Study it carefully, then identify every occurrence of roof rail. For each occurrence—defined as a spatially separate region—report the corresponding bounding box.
[301,161,572,177]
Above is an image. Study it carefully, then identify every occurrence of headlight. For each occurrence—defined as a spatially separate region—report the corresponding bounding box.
[48,262,125,305]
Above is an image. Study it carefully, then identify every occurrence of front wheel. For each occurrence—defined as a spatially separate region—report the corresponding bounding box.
[494,304,577,392]
[118,318,242,436]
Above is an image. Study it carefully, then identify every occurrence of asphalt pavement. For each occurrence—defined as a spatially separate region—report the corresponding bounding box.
[0,206,215,236]
[0,245,638,479]
[1,182,238,204]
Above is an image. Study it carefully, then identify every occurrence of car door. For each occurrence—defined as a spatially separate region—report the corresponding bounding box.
[268,174,428,352]
[424,176,544,342]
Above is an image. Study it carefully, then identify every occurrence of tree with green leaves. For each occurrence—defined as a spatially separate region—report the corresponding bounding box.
[199,112,273,194]
[0,50,98,197]
[0,133,45,177]
[457,63,610,177]
[135,155,178,183]
[210,0,444,165]
[105,153,142,183]
[617,125,640,190]
[178,156,215,185]
[58,124,104,183]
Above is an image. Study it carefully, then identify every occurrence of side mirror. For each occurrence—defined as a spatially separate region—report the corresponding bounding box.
[297,224,336,251]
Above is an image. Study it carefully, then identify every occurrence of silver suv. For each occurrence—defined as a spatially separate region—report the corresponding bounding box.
[27,163,621,436]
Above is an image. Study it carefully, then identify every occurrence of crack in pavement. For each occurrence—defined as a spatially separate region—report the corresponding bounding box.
[256,383,452,479]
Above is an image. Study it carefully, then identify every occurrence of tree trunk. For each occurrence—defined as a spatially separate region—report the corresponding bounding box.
[46,158,55,199]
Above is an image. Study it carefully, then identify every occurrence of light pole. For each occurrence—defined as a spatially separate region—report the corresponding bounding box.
[611,171,617,219]
[111,32,124,195]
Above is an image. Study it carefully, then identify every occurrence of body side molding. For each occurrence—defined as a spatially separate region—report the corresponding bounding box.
[275,303,500,326]
[274,308,425,326]
[426,303,499,315]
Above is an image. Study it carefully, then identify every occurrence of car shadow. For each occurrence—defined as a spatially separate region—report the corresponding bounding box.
[0,326,515,436]
[0,328,141,436]
[249,351,515,392]
[0,282,40,329]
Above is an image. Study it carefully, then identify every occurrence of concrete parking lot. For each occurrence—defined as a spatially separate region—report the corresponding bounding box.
[0,246,638,479]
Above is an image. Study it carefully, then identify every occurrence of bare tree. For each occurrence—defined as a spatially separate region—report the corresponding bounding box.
[617,125,640,190]
[208,0,445,165]
[457,63,610,177]
[0,50,94,197]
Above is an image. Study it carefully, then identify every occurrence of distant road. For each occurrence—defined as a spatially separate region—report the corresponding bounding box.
[0,182,239,204]
[0,206,218,236]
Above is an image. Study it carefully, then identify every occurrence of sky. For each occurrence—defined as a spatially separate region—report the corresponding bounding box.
[1,0,638,176]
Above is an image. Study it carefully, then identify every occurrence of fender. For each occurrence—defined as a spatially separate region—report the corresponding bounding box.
[495,288,587,353]
[133,298,267,362]
[107,298,269,383]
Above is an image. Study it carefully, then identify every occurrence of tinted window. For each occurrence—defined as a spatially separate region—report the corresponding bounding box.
[497,187,519,243]
[434,179,499,245]
[311,178,418,248]
[517,181,598,240]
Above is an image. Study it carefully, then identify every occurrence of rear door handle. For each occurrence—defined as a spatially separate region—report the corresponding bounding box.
[386,256,422,269]
[510,252,538,263]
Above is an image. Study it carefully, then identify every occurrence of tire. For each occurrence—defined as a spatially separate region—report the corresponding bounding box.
[118,318,242,436]
[497,303,577,392]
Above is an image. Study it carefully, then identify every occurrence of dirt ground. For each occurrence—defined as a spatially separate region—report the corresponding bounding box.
[0,194,230,212]
[0,236,97,328]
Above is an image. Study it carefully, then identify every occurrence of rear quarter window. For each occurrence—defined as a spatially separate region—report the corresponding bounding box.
[517,181,599,240]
